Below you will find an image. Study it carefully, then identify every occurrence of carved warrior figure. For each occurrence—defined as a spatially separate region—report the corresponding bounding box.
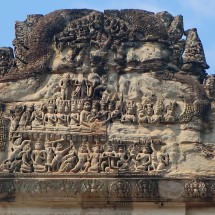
[45,139,72,172]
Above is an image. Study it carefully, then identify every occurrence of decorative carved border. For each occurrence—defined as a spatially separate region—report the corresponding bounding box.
[0,176,214,203]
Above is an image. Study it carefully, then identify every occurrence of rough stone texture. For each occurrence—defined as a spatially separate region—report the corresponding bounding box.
[0,9,215,212]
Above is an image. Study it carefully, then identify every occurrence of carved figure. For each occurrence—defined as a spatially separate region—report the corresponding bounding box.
[30,104,45,129]
[136,145,151,172]
[164,101,177,123]
[46,139,72,172]
[56,101,68,129]
[80,100,94,125]
[59,73,70,100]
[59,141,78,172]
[5,139,30,163]
[121,101,136,123]
[44,104,57,130]
[70,142,90,173]
[85,142,102,173]
[31,141,46,173]
[101,143,117,172]
[116,145,130,171]
[69,101,80,127]
[19,105,34,130]
[10,105,25,131]
[73,74,87,99]
[128,144,140,171]
[18,143,32,173]
[150,107,162,125]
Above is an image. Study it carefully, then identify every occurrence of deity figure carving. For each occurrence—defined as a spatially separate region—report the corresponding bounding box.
[85,142,102,173]
[128,144,140,171]
[121,100,136,123]
[30,104,45,130]
[31,141,46,173]
[59,141,78,172]
[69,101,80,128]
[19,105,34,130]
[91,101,99,117]
[44,140,55,172]
[70,142,90,173]
[73,74,87,99]
[44,103,57,130]
[136,145,151,172]
[164,101,178,123]
[79,100,95,128]
[87,69,107,99]
[101,143,117,172]
[6,139,30,163]
[10,105,25,131]
[116,145,130,172]
[87,69,101,98]
[111,100,122,120]
[18,143,32,173]
[59,73,71,100]
[140,104,154,124]
[46,139,72,172]
[137,107,145,125]
[149,142,169,172]
[56,101,68,130]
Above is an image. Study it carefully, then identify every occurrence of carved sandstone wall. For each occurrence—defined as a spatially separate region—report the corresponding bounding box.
[0,9,214,209]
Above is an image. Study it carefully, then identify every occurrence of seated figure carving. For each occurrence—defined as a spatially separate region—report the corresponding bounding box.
[44,103,57,131]
[56,101,68,130]
[85,142,102,173]
[135,145,151,172]
[116,145,130,172]
[18,143,32,173]
[70,142,90,173]
[121,102,136,123]
[101,143,117,172]
[31,104,45,130]
[19,105,34,130]
[45,139,72,172]
[59,141,78,172]
[31,141,46,173]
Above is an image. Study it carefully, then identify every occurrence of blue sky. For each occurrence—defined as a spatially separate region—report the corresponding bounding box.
[1,0,214,74]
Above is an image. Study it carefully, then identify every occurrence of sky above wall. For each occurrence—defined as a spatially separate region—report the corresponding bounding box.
[0,0,214,74]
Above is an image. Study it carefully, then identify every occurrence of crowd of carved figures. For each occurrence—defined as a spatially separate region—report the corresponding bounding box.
[0,135,169,174]
[55,12,130,67]
[7,71,201,136]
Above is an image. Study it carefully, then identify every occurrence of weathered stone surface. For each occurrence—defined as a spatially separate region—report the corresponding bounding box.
[0,9,214,209]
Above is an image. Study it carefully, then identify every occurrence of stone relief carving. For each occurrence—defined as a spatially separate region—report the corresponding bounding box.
[0,9,215,204]
[184,181,207,198]
[135,179,159,198]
